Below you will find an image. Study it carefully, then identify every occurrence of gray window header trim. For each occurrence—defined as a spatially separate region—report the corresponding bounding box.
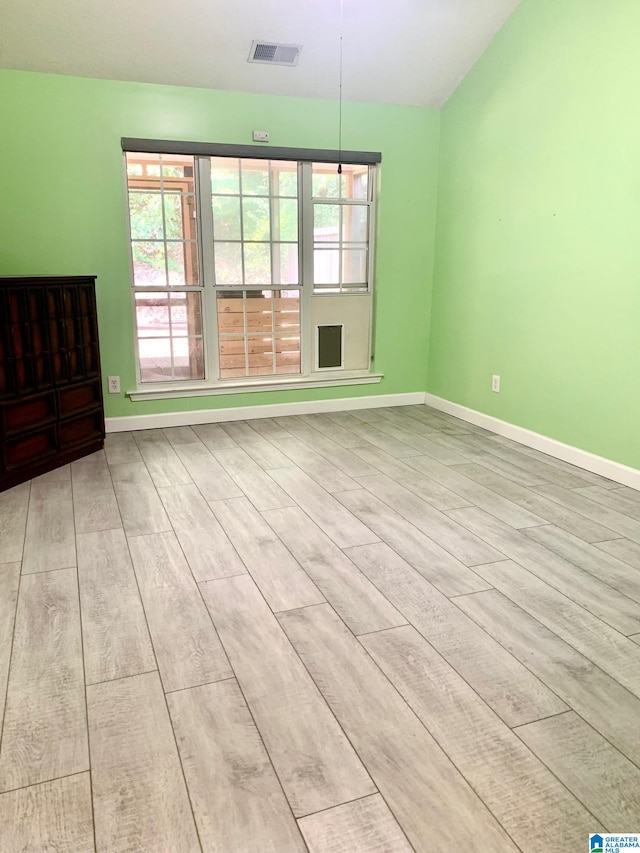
[121,138,381,165]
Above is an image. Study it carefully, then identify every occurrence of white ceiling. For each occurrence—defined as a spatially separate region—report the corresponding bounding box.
[0,0,521,107]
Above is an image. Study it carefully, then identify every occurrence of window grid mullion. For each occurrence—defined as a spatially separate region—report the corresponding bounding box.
[196,155,217,381]
[157,161,177,377]
[271,294,276,374]
[243,291,249,375]
[338,204,344,293]
[158,157,170,292]
[311,199,372,206]
[238,166,246,287]
[268,161,274,288]
[300,162,313,376]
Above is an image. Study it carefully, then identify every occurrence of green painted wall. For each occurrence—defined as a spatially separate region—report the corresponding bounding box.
[0,69,439,418]
[429,0,640,468]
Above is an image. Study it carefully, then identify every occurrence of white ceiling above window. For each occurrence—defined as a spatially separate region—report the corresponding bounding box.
[0,0,521,107]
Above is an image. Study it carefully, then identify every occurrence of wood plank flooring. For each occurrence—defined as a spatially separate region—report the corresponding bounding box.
[1,403,639,850]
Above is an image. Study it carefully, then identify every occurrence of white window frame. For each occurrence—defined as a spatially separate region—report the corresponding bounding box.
[124,145,381,399]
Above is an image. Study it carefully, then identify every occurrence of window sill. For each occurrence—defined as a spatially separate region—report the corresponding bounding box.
[127,371,383,402]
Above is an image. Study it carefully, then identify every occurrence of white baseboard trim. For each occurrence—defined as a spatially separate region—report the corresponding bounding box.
[105,391,425,433]
[424,393,640,491]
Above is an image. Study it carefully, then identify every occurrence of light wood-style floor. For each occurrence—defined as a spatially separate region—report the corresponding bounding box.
[1,404,640,851]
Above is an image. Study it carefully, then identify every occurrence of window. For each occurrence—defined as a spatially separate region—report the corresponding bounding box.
[127,153,203,382]
[210,157,301,379]
[124,144,378,388]
[312,163,370,293]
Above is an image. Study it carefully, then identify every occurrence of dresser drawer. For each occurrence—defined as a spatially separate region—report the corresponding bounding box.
[0,391,56,437]
[57,378,102,418]
[58,409,104,450]
[3,425,57,471]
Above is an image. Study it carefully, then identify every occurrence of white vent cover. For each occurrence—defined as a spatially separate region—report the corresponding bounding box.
[248,41,302,66]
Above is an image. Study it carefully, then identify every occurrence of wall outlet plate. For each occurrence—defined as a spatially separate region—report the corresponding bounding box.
[492,374,500,393]
[252,130,270,142]
[108,375,120,393]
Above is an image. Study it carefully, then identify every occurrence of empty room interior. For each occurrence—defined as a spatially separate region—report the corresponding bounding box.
[2,0,640,850]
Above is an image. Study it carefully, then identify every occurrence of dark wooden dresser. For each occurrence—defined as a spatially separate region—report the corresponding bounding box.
[0,276,105,491]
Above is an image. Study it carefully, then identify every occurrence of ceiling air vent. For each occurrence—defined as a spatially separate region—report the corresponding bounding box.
[248,41,302,67]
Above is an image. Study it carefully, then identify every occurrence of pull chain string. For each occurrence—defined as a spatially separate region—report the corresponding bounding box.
[338,0,344,174]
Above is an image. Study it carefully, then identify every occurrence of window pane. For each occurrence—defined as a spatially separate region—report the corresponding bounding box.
[216,290,300,380]
[276,199,297,241]
[312,169,340,199]
[135,292,169,337]
[246,336,275,355]
[342,205,368,243]
[212,196,241,240]
[219,335,247,379]
[248,338,276,376]
[274,243,299,285]
[166,242,200,287]
[274,163,298,197]
[314,248,339,284]
[127,153,195,187]
[170,292,203,337]
[275,334,301,374]
[275,293,300,331]
[136,292,204,382]
[163,193,194,240]
[246,292,273,333]
[215,242,243,285]
[342,248,368,283]
[126,152,161,178]
[241,160,269,195]
[211,158,240,194]
[313,162,369,199]
[161,155,194,179]
[184,241,200,286]
[129,193,163,240]
[244,243,271,285]
[139,338,172,382]
[132,242,167,287]
[242,197,270,241]
[343,166,368,200]
[166,242,185,287]
[242,292,300,333]
[173,337,204,380]
[217,293,245,335]
[314,204,339,240]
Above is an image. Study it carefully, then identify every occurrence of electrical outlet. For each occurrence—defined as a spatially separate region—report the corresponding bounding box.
[492,374,500,393]
[108,375,120,394]
[252,130,270,142]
